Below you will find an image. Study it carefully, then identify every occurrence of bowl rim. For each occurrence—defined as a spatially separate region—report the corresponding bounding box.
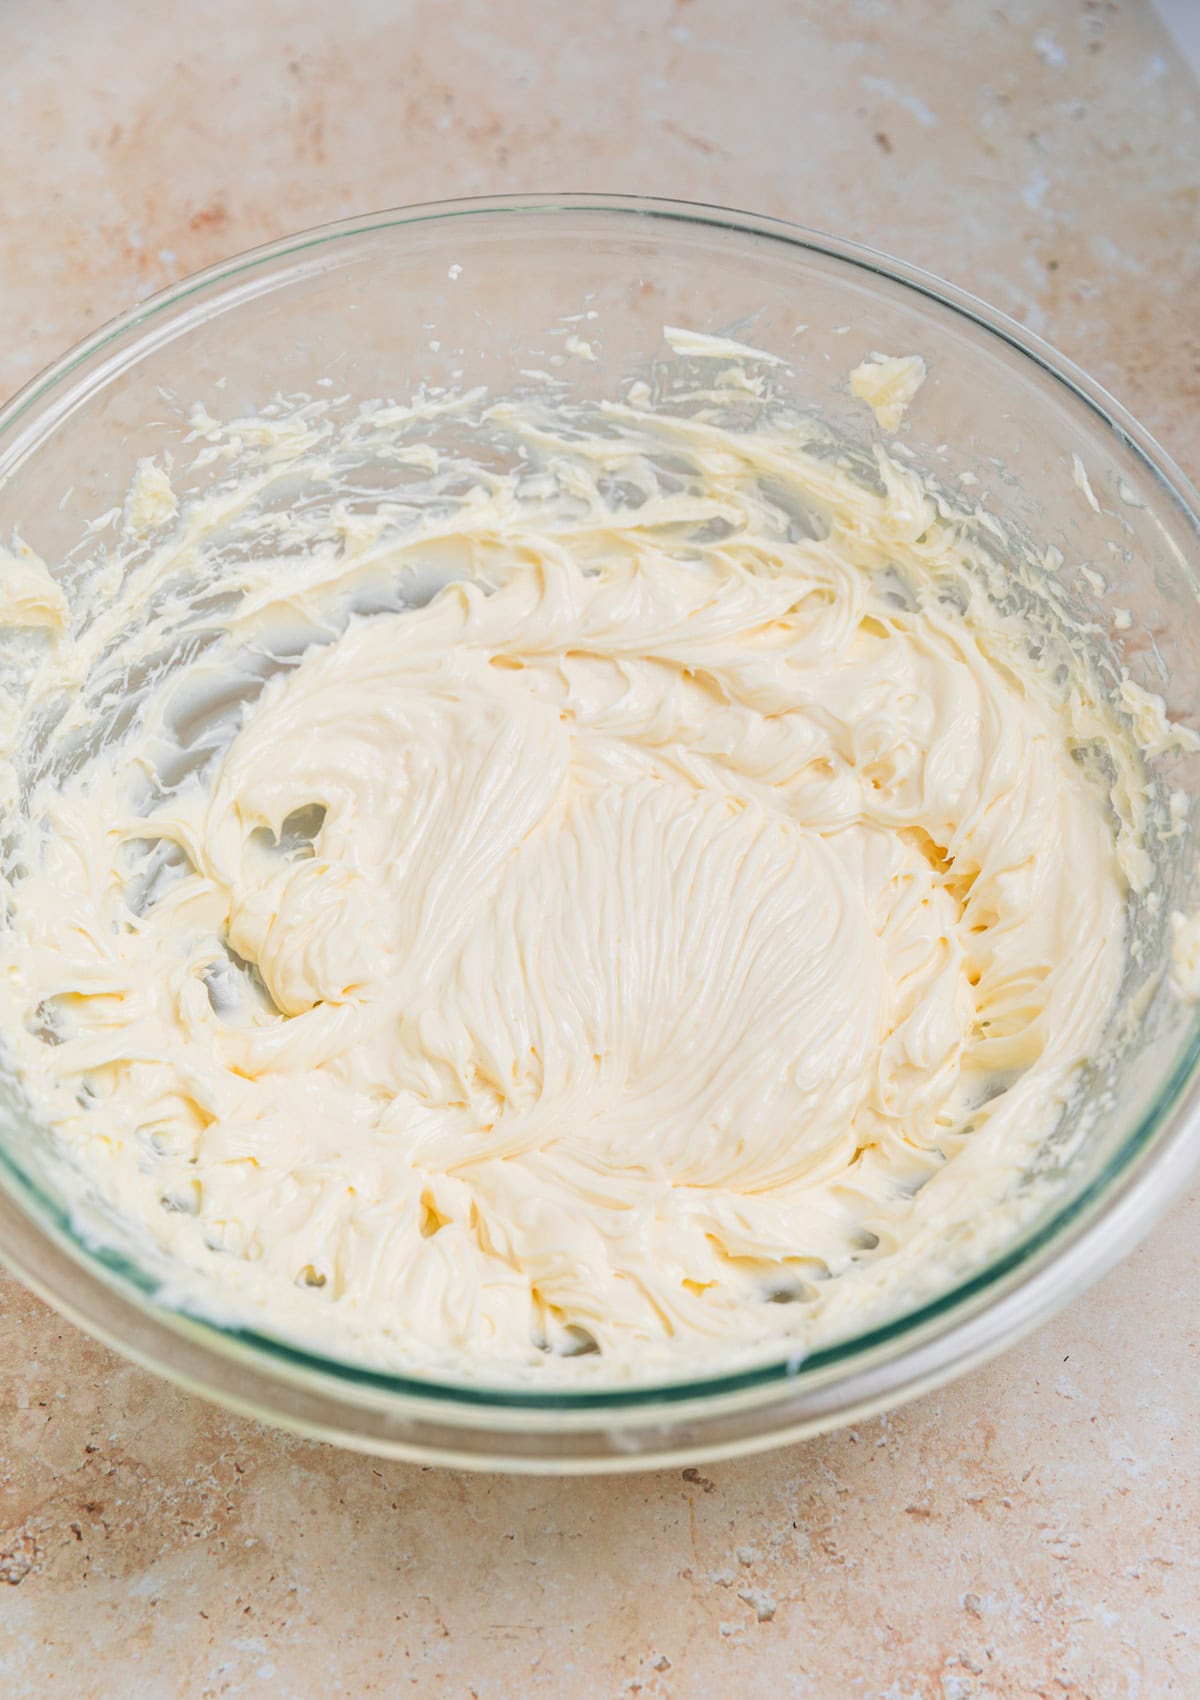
[0,192,1198,1459]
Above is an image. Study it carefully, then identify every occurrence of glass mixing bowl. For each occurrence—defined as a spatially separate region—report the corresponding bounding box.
[0,195,1197,1472]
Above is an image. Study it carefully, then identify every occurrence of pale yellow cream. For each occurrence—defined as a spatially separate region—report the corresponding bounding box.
[849,352,927,431]
[0,381,1141,1379]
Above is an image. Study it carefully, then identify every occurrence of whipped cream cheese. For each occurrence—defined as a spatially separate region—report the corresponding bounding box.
[0,371,1150,1380]
[849,352,927,431]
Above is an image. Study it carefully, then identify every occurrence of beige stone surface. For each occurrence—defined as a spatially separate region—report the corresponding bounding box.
[0,1,1198,1695]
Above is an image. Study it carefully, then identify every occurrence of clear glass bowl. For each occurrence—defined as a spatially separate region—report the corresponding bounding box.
[0,195,1197,1472]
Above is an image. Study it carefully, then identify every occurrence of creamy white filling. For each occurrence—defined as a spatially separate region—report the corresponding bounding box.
[0,385,1140,1379]
[849,352,927,431]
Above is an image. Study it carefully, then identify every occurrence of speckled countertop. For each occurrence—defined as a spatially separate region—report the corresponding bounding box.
[1,3,1198,1696]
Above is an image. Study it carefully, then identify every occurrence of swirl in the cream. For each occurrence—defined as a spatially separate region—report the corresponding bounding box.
[0,394,1131,1377]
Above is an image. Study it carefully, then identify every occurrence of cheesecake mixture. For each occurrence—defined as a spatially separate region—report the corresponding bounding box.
[0,360,1161,1380]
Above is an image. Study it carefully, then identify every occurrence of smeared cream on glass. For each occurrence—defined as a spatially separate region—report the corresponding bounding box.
[849,352,927,431]
[0,373,1151,1380]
